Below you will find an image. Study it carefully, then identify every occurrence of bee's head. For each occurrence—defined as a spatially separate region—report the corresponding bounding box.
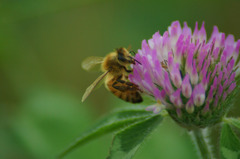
[116,48,141,65]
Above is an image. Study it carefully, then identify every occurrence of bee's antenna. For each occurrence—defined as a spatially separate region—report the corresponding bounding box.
[127,45,132,51]
[134,58,142,65]
[130,50,136,55]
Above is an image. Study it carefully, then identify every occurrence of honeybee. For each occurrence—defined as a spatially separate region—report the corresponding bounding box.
[81,47,143,103]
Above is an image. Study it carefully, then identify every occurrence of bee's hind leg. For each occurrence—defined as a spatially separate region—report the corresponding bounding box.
[112,81,131,92]
[111,76,132,91]
[112,76,142,92]
[116,76,134,86]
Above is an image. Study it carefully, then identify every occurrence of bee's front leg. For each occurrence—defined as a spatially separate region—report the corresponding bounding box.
[122,66,132,73]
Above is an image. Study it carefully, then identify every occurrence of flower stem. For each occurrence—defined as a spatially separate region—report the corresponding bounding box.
[190,128,213,159]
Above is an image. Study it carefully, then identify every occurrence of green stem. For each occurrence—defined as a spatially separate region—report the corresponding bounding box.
[190,128,213,159]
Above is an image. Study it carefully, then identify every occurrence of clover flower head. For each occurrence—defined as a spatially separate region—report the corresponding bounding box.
[129,21,240,128]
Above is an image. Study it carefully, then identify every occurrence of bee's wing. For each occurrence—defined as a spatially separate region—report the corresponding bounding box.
[82,56,104,71]
[81,71,109,102]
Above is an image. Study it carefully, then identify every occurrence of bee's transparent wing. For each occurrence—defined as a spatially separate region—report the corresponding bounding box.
[81,71,109,102]
[82,56,104,71]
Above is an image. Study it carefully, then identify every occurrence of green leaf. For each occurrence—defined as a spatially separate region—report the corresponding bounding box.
[226,118,240,130]
[107,115,163,159]
[58,106,155,158]
[220,123,240,159]
[221,147,239,159]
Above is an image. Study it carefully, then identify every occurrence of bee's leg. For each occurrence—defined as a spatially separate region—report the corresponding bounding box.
[122,66,132,73]
[116,76,134,86]
[112,80,143,94]
[113,76,142,92]
[112,81,132,92]
[115,75,125,83]
[111,76,131,91]
[118,76,140,87]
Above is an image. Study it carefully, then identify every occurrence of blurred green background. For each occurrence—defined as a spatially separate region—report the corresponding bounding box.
[1,0,240,159]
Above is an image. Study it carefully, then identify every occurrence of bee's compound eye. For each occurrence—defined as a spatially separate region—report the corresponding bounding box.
[117,52,127,62]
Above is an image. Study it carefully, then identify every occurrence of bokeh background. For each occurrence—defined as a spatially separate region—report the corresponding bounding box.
[1,0,240,158]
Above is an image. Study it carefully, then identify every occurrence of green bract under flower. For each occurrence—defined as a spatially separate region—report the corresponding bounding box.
[129,21,240,129]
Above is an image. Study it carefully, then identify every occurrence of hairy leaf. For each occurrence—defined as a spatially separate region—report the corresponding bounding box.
[226,118,240,130]
[107,115,163,159]
[59,106,154,158]
[220,123,240,159]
